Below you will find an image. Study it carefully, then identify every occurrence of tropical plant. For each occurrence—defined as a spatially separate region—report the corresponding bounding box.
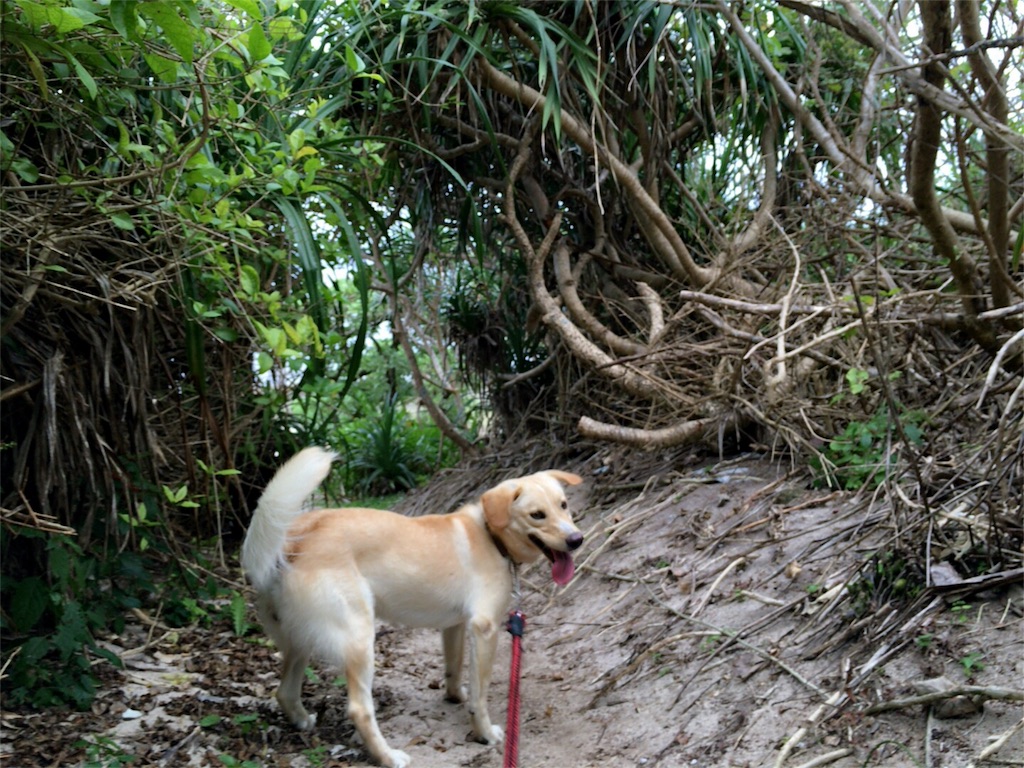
[0,0,460,708]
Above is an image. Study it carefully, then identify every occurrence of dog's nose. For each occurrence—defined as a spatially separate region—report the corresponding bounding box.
[565,532,584,551]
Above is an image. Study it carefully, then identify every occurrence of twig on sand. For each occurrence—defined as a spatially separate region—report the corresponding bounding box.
[865,685,1024,714]
[773,689,847,768]
[967,716,1024,768]
[790,748,854,768]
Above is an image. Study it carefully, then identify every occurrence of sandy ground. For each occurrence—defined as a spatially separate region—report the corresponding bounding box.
[3,455,1022,767]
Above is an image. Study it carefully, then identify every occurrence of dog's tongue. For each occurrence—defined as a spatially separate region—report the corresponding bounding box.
[551,551,575,585]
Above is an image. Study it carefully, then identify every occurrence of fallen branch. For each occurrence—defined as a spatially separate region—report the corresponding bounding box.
[790,749,854,768]
[678,289,853,317]
[967,716,1024,768]
[577,412,744,449]
[865,685,1024,715]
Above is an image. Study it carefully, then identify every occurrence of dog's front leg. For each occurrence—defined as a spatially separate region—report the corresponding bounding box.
[466,616,503,745]
[442,623,467,702]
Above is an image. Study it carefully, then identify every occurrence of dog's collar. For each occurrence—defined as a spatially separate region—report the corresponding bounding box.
[484,521,522,609]
[485,522,514,563]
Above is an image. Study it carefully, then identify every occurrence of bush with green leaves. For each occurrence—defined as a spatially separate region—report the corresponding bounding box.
[814,405,926,490]
[812,369,927,490]
[1,532,137,709]
[345,393,438,495]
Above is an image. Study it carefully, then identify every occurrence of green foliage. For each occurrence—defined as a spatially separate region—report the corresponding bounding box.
[346,393,440,495]
[959,651,985,676]
[0,505,257,710]
[846,549,924,618]
[812,370,927,490]
[815,406,924,490]
[302,745,331,768]
[229,591,250,637]
[217,756,260,768]
[950,599,973,624]
[1,532,137,710]
[76,735,138,768]
[2,0,476,712]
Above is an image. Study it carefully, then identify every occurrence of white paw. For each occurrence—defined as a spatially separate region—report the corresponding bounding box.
[445,684,468,703]
[486,724,504,745]
[385,748,411,768]
[294,712,317,730]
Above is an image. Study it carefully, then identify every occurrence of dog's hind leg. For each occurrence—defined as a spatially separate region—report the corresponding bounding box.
[442,623,466,703]
[277,646,316,730]
[343,620,411,768]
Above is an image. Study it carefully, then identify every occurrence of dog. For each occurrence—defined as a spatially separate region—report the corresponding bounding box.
[241,447,584,768]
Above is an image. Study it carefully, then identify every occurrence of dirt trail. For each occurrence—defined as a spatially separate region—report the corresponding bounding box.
[3,456,1021,767]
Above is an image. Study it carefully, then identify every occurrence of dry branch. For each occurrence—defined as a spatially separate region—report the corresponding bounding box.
[578,413,742,450]
[865,685,1024,714]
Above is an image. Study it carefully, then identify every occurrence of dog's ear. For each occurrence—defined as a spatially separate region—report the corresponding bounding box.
[545,470,583,487]
[482,482,520,530]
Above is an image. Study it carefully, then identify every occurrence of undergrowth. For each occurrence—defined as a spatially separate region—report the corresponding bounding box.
[0,523,251,711]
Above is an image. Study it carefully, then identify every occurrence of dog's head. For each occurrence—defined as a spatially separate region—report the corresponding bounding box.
[482,470,584,585]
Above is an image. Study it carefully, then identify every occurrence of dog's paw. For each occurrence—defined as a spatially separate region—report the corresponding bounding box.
[444,684,468,703]
[384,748,411,768]
[293,712,317,731]
[482,724,504,746]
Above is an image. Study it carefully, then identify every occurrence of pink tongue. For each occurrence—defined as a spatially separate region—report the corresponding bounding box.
[551,551,575,585]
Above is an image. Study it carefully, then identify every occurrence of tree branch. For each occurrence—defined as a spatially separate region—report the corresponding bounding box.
[957,0,1012,309]
[910,0,992,346]
[475,56,748,292]
[578,412,742,449]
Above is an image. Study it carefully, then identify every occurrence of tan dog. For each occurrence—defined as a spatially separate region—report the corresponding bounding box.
[240,447,584,768]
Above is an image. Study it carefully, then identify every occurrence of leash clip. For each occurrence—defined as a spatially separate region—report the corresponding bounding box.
[505,609,526,638]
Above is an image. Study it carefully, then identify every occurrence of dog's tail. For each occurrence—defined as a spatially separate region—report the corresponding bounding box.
[241,447,337,593]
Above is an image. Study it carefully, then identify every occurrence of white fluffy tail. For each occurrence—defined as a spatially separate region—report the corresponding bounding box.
[241,447,337,592]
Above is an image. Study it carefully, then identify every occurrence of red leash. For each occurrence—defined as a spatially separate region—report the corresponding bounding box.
[503,610,526,768]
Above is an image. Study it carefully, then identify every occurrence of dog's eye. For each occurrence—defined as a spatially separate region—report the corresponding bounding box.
[530,511,546,520]
[560,500,567,509]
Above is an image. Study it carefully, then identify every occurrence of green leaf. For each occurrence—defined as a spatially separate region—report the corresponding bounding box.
[344,44,364,74]
[162,484,188,503]
[248,24,271,61]
[62,5,103,28]
[903,424,923,444]
[138,2,195,65]
[15,0,99,33]
[230,592,247,636]
[287,127,305,154]
[48,542,72,586]
[14,42,50,99]
[109,211,136,231]
[239,264,260,296]
[53,600,90,661]
[265,327,287,356]
[143,52,179,84]
[47,42,98,100]
[11,576,49,632]
[11,157,40,183]
[91,645,124,669]
[200,714,222,728]
[109,0,139,40]
[272,198,327,375]
[223,0,262,20]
